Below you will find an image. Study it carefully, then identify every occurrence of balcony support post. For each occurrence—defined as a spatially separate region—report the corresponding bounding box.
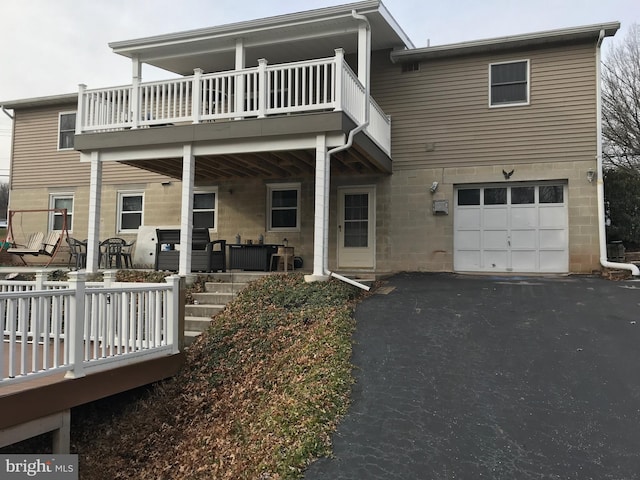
[179,144,195,276]
[235,38,246,120]
[85,151,102,273]
[305,134,330,283]
[334,49,344,111]
[257,58,268,118]
[192,68,203,124]
[131,57,141,129]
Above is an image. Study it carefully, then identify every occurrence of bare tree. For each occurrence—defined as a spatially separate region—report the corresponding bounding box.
[602,24,640,173]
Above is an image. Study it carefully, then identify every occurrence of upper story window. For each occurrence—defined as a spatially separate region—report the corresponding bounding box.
[489,60,529,107]
[117,191,144,233]
[58,112,76,150]
[193,189,218,230]
[49,194,73,231]
[267,183,300,232]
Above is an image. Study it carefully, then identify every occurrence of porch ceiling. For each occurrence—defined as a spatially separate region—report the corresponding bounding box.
[121,144,388,182]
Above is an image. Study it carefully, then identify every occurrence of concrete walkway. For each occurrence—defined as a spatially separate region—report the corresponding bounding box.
[304,273,640,480]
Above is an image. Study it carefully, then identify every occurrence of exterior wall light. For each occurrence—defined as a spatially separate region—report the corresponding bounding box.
[587,169,596,183]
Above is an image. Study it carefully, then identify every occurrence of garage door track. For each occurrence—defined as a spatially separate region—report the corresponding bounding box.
[304,273,640,480]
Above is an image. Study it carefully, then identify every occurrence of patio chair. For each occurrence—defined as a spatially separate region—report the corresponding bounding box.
[100,237,129,269]
[66,237,87,270]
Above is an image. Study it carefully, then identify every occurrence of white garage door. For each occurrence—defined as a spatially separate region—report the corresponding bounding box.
[454,184,568,273]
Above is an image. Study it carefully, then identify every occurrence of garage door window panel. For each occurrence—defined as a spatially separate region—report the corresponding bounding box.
[484,188,507,205]
[458,188,480,206]
[540,185,563,203]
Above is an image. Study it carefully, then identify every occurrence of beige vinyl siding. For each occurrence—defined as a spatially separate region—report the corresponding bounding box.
[11,103,172,189]
[371,43,597,170]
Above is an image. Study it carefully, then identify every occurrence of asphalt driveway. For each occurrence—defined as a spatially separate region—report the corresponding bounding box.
[304,273,640,480]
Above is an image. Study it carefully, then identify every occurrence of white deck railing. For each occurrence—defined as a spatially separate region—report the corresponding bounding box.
[77,49,391,155]
[1,271,180,385]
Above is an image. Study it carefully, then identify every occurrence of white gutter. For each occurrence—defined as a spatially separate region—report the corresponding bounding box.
[595,29,639,276]
[324,9,372,291]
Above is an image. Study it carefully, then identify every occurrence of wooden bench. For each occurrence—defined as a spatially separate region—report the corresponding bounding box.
[7,231,62,266]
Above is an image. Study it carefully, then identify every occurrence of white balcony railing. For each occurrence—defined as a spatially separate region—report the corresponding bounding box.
[77,49,391,155]
[1,271,180,385]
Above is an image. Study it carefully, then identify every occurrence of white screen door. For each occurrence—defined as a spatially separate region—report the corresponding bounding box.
[338,186,375,269]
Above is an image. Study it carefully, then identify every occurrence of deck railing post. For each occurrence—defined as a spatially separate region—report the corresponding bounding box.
[35,270,47,290]
[65,272,86,379]
[76,84,86,134]
[334,49,344,111]
[165,275,181,354]
[257,58,268,118]
[103,270,116,288]
[192,68,203,124]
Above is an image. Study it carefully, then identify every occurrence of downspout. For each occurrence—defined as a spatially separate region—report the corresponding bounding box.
[595,29,639,276]
[325,9,372,291]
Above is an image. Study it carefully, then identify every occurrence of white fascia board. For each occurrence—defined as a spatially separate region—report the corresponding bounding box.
[391,21,621,62]
[109,1,380,54]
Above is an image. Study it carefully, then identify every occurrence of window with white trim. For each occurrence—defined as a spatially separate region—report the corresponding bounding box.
[193,189,218,230]
[117,192,144,233]
[49,194,73,231]
[267,183,300,231]
[489,60,529,106]
[58,112,76,150]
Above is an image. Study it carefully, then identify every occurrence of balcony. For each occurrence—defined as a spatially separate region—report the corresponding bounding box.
[77,51,390,156]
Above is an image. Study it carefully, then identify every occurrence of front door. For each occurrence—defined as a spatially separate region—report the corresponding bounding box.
[337,186,375,269]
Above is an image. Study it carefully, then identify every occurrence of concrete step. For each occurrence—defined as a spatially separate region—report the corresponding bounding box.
[192,292,236,304]
[184,331,200,347]
[184,303,225,318]
[207,272,271,284]
[185,315,213,333]
[203,282,249,294]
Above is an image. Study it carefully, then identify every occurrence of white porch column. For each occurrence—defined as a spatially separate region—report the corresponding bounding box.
[131,57,141,129]
[179,144,195,275]
[235,38,246,119]
[305,134,330,283]
[86,151,102,273]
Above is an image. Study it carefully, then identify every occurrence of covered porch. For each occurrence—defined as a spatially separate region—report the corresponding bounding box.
[73,1,410,279]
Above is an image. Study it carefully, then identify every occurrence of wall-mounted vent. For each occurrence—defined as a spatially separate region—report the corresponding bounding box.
[401,62,420,73]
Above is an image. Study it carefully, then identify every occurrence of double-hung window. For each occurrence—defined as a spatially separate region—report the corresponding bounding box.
[117,192,144,233]
[58,112,76,150]
[49,194,73,231]
[193,189,217,230]
[489,60,529,107]
[267,183,300,232]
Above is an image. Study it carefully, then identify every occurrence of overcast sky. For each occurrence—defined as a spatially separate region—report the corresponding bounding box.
[1,0,638,180]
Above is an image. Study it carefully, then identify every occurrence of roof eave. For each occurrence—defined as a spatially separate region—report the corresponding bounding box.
[109,1,391,55]
[1,93,78,110]
[391,21,621,63]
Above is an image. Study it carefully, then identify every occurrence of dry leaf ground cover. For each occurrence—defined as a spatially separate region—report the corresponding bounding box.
[70,273,361,479]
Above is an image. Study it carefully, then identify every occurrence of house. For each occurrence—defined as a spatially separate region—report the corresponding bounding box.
[0,1,628,277]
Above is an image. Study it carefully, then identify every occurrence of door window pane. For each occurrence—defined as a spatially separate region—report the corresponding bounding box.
[484,188,507,205]
[539,185,564,204]
[511,186,535,204]
[458,189,480,206]
[344,193,368,247]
